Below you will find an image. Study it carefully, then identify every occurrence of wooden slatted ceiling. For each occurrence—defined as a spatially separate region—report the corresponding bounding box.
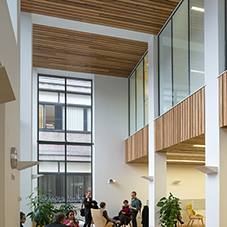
[33,24,148,77]
[21,0,180,35]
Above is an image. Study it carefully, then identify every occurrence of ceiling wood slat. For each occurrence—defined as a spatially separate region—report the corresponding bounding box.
[33,24,147,77]
[21,0,181,34]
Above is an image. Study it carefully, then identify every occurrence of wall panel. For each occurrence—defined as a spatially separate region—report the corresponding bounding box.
[219,72,227,128]
[155,87,205,152]
[125,125,148,163]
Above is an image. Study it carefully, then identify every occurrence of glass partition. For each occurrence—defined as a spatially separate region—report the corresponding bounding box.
[158,0,204,115]
[159,21,172,114]
[129,52,148,136]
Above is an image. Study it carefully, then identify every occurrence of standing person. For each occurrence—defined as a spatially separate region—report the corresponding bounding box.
[129,191,139,227]
[64,210,79,227]
[45,213,66,227]
[83,190,92,227]
[20,212,26,227]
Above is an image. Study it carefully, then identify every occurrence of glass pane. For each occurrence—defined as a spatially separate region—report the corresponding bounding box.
[67,145,92,162]
[45,105,55,129]
[129,72,136,135]
[190,0,204,93]
[39,104,43,129]
[39,174,65,203]
[60,93,91,105]
[39,131,65,141]
[173,0,189,105]
[39,144,65,161]
[39,162,58,172]
[67,79,91,94]
[63,106,84,131]
[39,91,58,103]
[136,60,144,130]
[144,54,149,125]
[39,76,65,91]
[159,21,172,114]
[66,174,91,203]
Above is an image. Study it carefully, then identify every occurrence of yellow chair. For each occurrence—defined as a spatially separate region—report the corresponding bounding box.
[186,204,204,227]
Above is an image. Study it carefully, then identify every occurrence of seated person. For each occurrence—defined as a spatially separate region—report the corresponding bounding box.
[91,200,99,209]
[100,202,119,226]
[20,212,26,227]
[46,213,66,227]
[118,200,131,225]
[64,210,79,227]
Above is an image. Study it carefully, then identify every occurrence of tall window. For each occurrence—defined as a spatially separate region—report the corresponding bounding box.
[129,52,148,136]
[159,0,204,115]
[38,75,92,204]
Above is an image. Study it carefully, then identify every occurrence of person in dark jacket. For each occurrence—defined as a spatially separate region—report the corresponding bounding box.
[83,190,92,227]
[45,213,65,227]
[141,205,149,227]
[118,200,131,225]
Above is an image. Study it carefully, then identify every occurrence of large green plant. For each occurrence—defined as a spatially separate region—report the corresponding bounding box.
[27,187,79,226]
[157,192,181,227]
[26,187,57,226]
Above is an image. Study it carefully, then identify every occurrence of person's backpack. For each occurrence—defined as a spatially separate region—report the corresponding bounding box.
[137,198,142,211]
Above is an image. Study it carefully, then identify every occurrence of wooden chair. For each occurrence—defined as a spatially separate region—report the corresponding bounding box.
[91,208,114,227]
[186,204,204,227]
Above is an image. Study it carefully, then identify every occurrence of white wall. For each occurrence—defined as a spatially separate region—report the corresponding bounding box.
[94,74,149,217]
[167,164,205,200]
[0,0,20,226]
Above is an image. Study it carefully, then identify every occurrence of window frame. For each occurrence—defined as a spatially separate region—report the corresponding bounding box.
[37,74,93,204]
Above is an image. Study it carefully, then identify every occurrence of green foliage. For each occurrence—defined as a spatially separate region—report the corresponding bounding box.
[57,203,77,216]
[157,192,181,227]
[26,187,79,226]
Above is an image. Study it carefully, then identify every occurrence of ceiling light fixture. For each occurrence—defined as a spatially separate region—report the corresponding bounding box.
[193,144,205,148]
[167,160,205,163]
[191,69,205,74]
[191,6,205,12]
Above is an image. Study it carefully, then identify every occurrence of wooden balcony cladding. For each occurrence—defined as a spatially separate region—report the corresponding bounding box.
[219,72,227,127]
[155,87,205,152]
[125,125,148,163]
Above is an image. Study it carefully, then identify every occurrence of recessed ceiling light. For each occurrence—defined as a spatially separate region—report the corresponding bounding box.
[191,69,205,74]
[193,144,205,148]
[191,6,205,12]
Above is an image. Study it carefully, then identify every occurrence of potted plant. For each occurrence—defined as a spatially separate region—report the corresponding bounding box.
[157,192,181,227]
[26,187,58,226]
[27,187,79,226]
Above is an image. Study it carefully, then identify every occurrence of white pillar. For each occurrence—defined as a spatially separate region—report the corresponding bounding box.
[204,0,225,226]
[20,12,33,227]
[148,35,166,227]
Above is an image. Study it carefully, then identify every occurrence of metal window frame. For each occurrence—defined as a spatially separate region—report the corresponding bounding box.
[37,74,93,203]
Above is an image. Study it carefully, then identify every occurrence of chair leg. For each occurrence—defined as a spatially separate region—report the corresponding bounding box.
[201,219,204,227]
[186,220,191,227]
[191,220,194,226]
[198,219,200,227]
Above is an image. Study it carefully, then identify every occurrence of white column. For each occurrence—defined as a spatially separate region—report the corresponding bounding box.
[148,35,166,227]
[20,12,33,227]
[204,0,225,226]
